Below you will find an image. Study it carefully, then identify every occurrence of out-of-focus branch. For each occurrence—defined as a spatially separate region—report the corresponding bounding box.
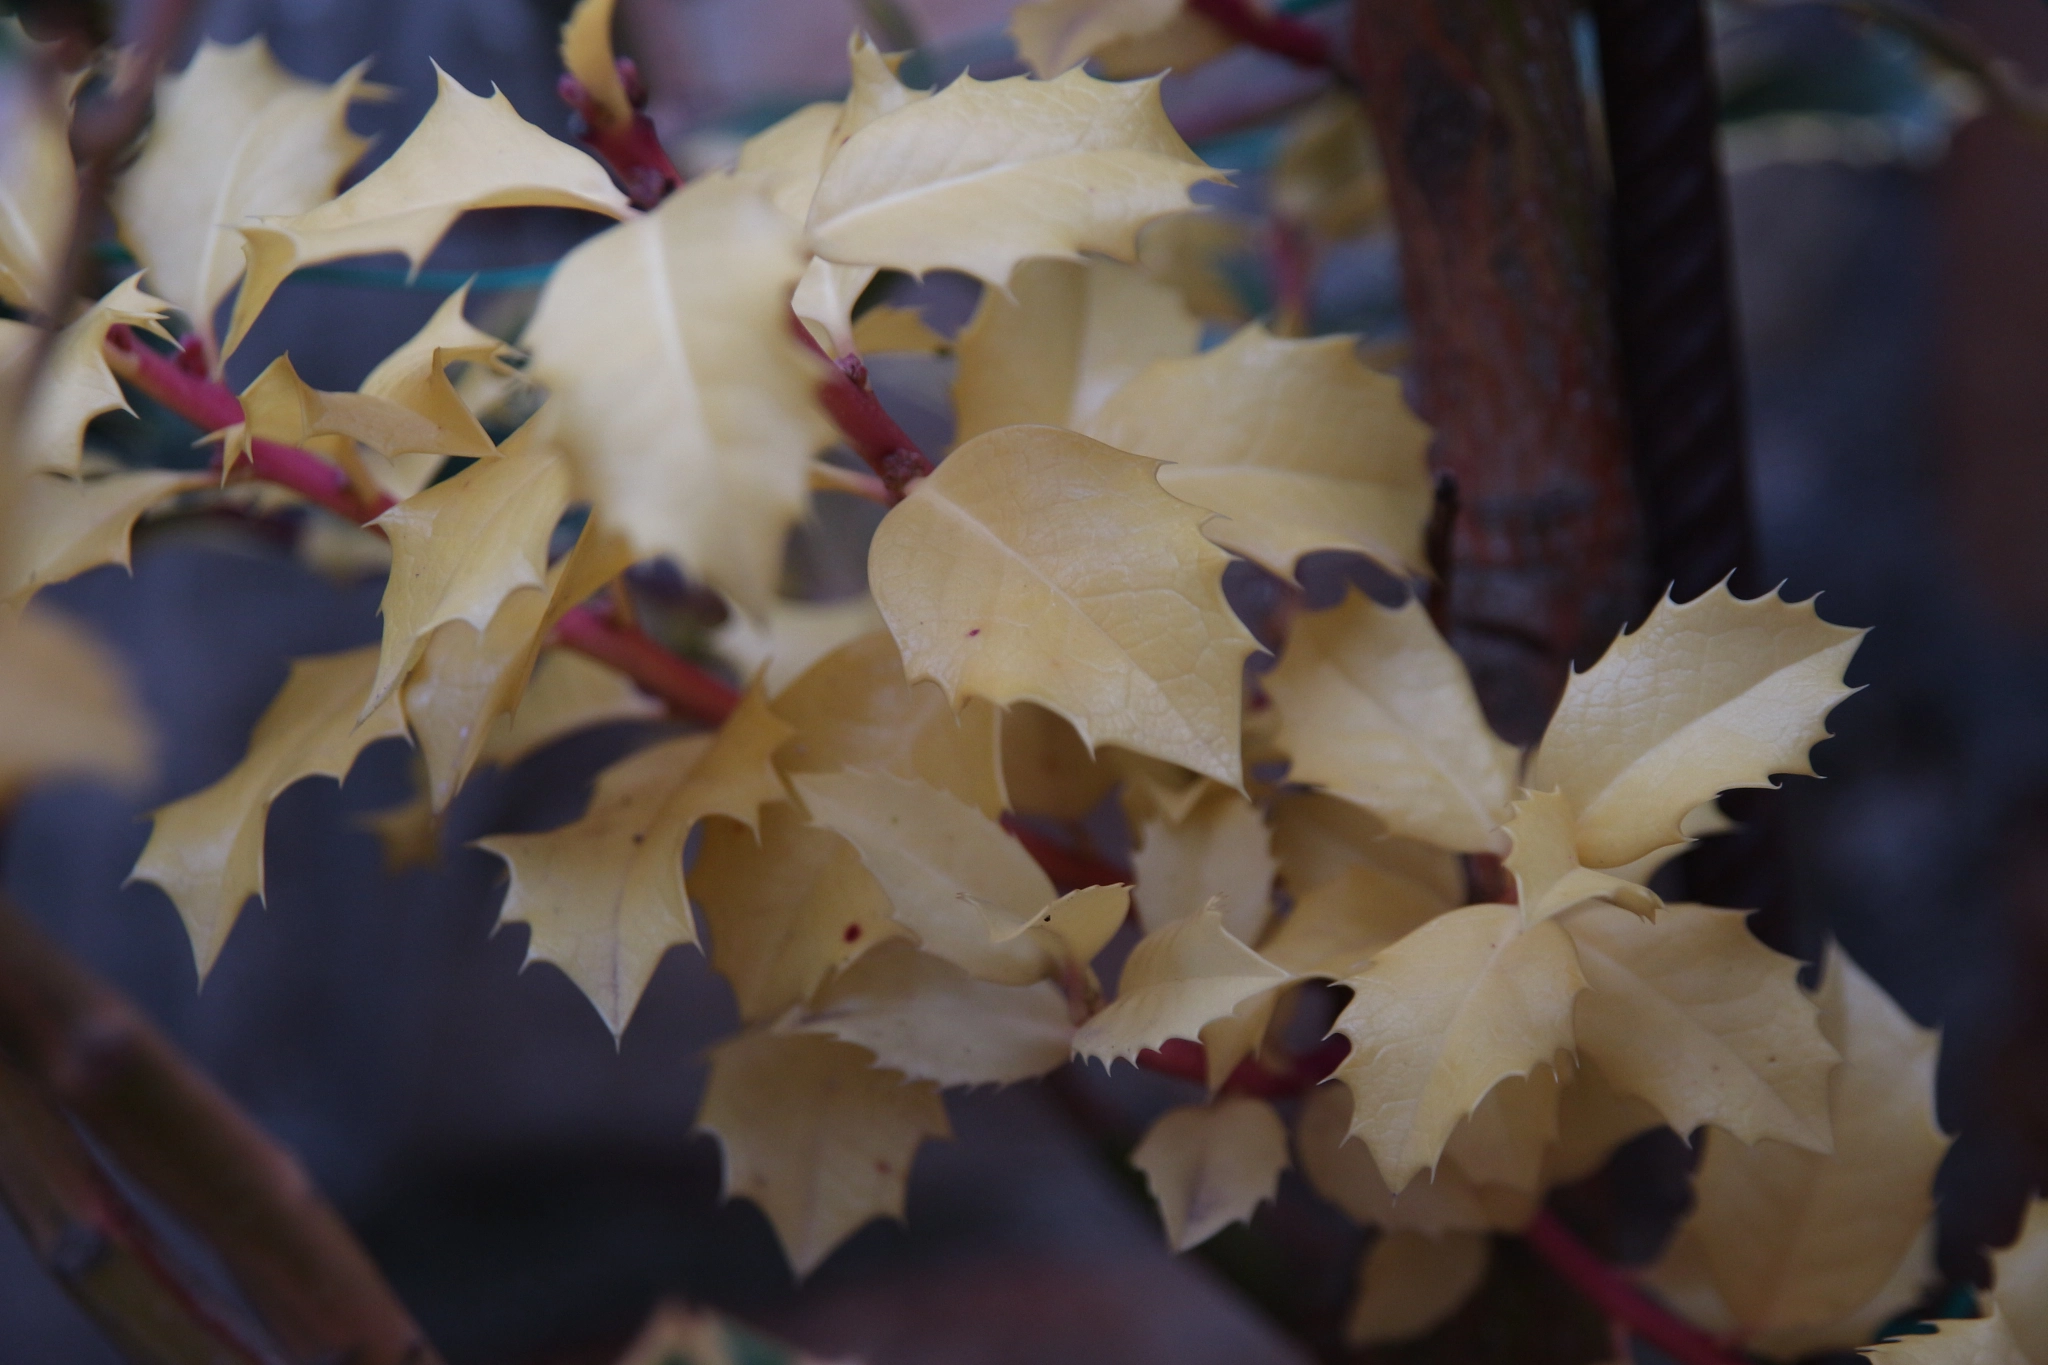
[1134,1033,1350,1098]
[795,325,934,502]
[1523,1211,1747,1365]
[0,898,441,1365]
[559,57,684,209]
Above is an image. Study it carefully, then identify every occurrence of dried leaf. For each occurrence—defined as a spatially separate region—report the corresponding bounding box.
[401,587,552,810]
[0,469,205,606]
[699,1031,948,1277]
[1505,789,1661,925]
[1440,1068,1563,1194]
[1131,1096,1289,1250]
[1009,0,1182,77]
[870,425,1258,787]
[1266,590,1518,853]
[1346,1231,1490,1346]
[0,610,152,800]
[129,647,407,978]
[1095,11,1234,78]
[1131,782,1275,942]
[1528,585,1864,869]
[1084,326,1434,580]
[1862,1315,2029,1365]
[1538,1057,1664,1189]
[3,276,174,475]
[1272,93,1388,241]
[1073,905,1290,1065]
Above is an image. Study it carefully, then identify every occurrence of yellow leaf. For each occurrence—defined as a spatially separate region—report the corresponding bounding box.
[1131,1096,1289,1251]
[523,173,833,615]
[999,701,1119,821]
[806,67,1221,288]
[113,39,374,350]
[1604,799,1734,888]
[1131,781,1275,942]
[788,769,1059,985]
[849,305,947,357]
[479,647,662,769]
[0,610,152,801]
[772,630,1005,818]
[1009,0,1182,77]
[870,425,1258,787]
[952,256,1199,445]
[1527,585,1864,869]
[1295,1081,1534,1236]
[1993,1200,2048,1365]
[1083,325,1434,580]
[1863,1314,2030,1365]
[475,687,791,1036]
[366,425,572,716]
[695,803,901,1024]
[1266,590,1518,853]
[1095,11,1235,78]
[1073,904,1290,1065]
[1196,983,1282,1092]
[1505,789,1661,924]
[1538,1057,1664,1189]
[1346,1231,1490,1346]
[1270,790,1463,903]
[354,764,441,876]
[357,282,519,499]
[559,0,631,129]
[699,1031,949,1277]
[990,883,1131,970]
[735,101,843,223]
[128,647,406,978]
[1439,1068,1562,1194]
[0,75,74,313]
[0,469,205,607]
[1260,862,1451,980]
[225,65,632,357]
[231,351,498,471]
[4,276,175,475]
[1647,948,1946,1345]
[1135,210,1250,323]
[791,939,1074,1086]
[1272,93,1389,241]
[1564,901,1836,1151]
[1330,903,1582,1189]
[712,595,886,698]
[401,587,554,810]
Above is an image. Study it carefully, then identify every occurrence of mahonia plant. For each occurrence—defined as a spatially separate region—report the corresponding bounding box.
[0,0,2018,1356]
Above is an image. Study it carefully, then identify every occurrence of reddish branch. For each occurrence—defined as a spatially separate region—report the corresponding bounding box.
[795,324,934,501]
[1525,1211,1747,1365]
[559,58,683,210]
[1188,0,1343,73]
[1135,1033,1351,1098]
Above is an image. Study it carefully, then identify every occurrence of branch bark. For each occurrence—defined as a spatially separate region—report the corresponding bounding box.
[1524,1211,1746,1365]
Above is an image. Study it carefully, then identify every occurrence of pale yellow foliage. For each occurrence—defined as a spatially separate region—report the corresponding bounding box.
[1084,325,1434,580]
[0,76,74,313]
[1528,585,1864,869]
[0,610,152,800]
[1095,10,1235,77]
[1605,799,1734,888]
[1346,1231,1489,1346]
[1269,791,1462,903]
[870,426,1258,787]
[1131,1096,1289,1250]
[1440,1068,1563,1194]
[1135,210,1250,322]
[1130,782,1276,943]
[1266,590,1518,852]
[478,647,662,769]
[559,0,631,129]
[226,65,630,355]
[1505,789,1662,924]
[114,39,374,349]
[849,305,947,356]
[1296,1082,1534,1236]
[698,1032,948,1277]
[229,352,498,470]
[1073,905,1290,1065]
[129,647,407,978]
[1993,1200,2048,1365]
[1010,0,1182,77]
[1260,862,1452,980]
[806,67,1221,288]
[524,174,833,615]
[1564,902,1836,1151]
[989,884,1131,971]
[999,701,1119,820]
[357,283,518,499]
[403,592,552,810]
[1331,903,1582,1189]
[1863,1314,2030,1365]
[735,102,843,223]
[1539,1057,1664,1189]
[0,469,205,607]
[476,688,791,1036]
[952,256,1199,444]
[4,276,174,475]
[712,595,885,698]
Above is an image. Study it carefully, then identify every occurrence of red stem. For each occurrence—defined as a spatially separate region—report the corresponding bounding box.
[559,62,684,211]
[794,322,933,501]
[551,605,740,725]
[1001,817,1129,893]
[1187,0,1343,72]
[1134,1031,1350,1098]
[1523,1210,1746,1365]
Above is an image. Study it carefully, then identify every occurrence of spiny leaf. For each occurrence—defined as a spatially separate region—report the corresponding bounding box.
[1269,791,1463,904]
[1083,325,1434,580]
[1272,92,1389,241]
[0,610,153,801]
[1094,9,1235,77]
[1073,904,1290,1066]
[1564,901,1836,1152]
[129,647,407,978]
[1440,1068,1563,1194]
[1010,0,1183,77]
[230,351,499,470]
[1130,781,1275,943]
[357,282,518,499]
[0,74,74,312]
[999,701,1119,821]
[1259,861,1453,981]
[113,38,374,350]
[806,66,1221,288]
[870,425,1258,787]
[478,647,662,770]
[2,276,174,475]
[1861,1314,2029,1365]
[225,64,632,356]
[559,0,632,129]
[1505,789,1661,925]
[1528,584,1864,869]
[790,939,1074,1086]
[1346,1231,1490,1347]
[952,256,1198,445]
[523,173,834,615]
[0,469,206,607]
[712,595,885,699]
[850,305,947,356]
[698,1031,948,1278]
[476,687,791,1036]
[1992,1200,2048,1365]
[1295,1082,1535,1236]
[989,884,1131,970]
[401,586,555,811]
[1131,1096,1290,1251]
[1330,903,1583,1190]
[1266,589,1518,853]
[1539,1056,1664,1190]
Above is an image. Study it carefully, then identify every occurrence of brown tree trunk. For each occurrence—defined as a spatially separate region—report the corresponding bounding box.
[1352,0,1643,743]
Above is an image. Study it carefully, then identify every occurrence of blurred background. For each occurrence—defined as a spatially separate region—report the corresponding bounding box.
[6,0,2048,1361]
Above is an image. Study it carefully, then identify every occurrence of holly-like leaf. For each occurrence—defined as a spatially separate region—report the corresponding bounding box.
[0,610,152,801]
[1564,902,1836,1152]
[999,701,1120,821]
[805,67,1221,288]
[129,647,407,978]
[1646,948,1944,1351]
[1539,1056,1664,1190]
[695,803,901,1024]
[230,352,500,471]
[735,101,843,223]
[1073,904,1290,1065]
[1504,789,1661,924]
[1295,1082,1535,1236]
[712,595,885,699]
[479,647,662,770]
[1131,1096,1290,1251]
[1270,791,1463,904]
[357,282,519,499]
[3,276,175,475]
[869,425,1258,787]
[698,1032,949,1277]
[1130,781,1276,943]
[1266,590,1518,853]
[1010,0,1182,77]
[1330,903,1582,1190]
[1083,325,1434,580]
[476,687,791,1036]
[791,939,1074,1086]
[401,587,558,811]
[1346,1231,1490,1347]
[0,75,74,312]
[559,0,632,130]
[850,305,947,356]
[225,65,630,355]
[1260,861,1453,981]
[1527,585,1864,869]
[1862,1315,2029,1365]
[1993,1200,2048,1365]
[989,884,1132,970]
[952,256,1198,445]
[1440,1068,1563,1194]
[1,469,206,607]
[523,173,834,615]
[113,38,375,350]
